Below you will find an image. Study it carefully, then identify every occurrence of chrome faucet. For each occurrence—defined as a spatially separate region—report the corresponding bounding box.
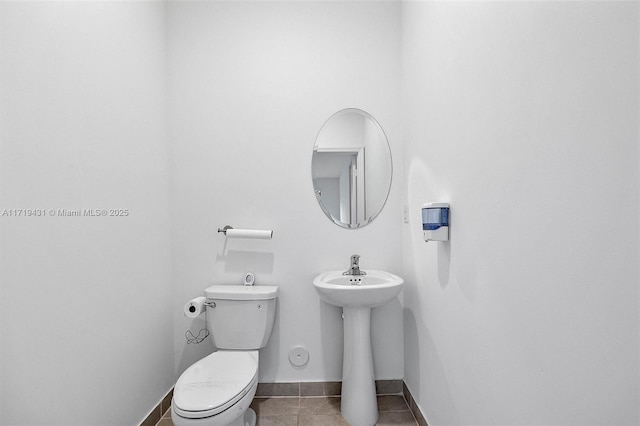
[343,254,366,276]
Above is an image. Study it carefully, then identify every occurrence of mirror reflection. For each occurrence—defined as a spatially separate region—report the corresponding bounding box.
[312,108,392,229]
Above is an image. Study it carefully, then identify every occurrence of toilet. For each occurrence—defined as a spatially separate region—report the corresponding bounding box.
[172,284,279,426]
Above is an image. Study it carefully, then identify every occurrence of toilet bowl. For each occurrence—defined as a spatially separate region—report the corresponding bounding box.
[171,351,259,426]
[172,285,278,426]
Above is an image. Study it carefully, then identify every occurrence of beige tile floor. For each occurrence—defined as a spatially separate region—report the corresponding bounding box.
[158,395,418,426]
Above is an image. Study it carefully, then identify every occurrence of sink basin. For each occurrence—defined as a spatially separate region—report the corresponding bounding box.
[313,270,404,308]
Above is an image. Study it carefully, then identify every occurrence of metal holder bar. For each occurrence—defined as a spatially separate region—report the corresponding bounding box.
[217,225,233,235]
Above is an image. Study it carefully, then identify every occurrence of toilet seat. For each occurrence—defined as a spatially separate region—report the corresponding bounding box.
[173,351,258,419]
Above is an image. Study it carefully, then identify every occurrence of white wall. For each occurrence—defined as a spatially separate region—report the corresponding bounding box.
[401,2,639,425]
[4,2,635,425]
[0,2,173,424]
[364,118,392,221]
[167,0,404,383]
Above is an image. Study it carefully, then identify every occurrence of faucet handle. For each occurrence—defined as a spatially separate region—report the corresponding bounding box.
[343,254,365,275]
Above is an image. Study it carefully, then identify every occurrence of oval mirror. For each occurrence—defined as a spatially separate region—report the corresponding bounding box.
[312,108,392,229]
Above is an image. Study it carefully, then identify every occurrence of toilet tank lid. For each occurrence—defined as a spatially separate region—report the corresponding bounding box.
[204,285,279,300]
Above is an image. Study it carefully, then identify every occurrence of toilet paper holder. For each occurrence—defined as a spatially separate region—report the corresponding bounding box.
[217,225,273,240]
[217,225,233,234]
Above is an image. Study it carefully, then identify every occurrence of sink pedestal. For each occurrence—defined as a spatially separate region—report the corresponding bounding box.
[341,307,378,426]
[312,270,404,426]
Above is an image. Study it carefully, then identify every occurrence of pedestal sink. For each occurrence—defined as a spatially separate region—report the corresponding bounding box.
[313,270,404,426]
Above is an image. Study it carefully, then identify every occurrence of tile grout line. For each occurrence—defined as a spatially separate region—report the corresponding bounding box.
[157,380,420,426]
[297,391,301,426]
[401,393,420,426]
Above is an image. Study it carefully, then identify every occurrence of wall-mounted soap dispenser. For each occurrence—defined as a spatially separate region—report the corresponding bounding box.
[422,203,449,242]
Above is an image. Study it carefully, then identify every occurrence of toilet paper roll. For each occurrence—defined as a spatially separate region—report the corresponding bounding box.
[225,229,273,240]
[184,296,206,318]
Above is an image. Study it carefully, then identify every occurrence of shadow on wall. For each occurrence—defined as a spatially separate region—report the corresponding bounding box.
[407,157,478,303]
[176,238,277,378]
[407,157,452,288]
[371,297,404,378]
[216,249,275,273]
[319,300,345,380]
[403,308,421,398]
[176,299,280,380]
[175,286,283,381]
[254,298,282,379]
[437,240,451,287]
[403,308,459,425]
[317,295,405,382]
[176,314,215,377]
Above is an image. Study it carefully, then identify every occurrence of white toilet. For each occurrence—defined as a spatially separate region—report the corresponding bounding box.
[172,284,279,426]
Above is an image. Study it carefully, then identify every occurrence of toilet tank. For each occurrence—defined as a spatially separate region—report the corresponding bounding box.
[204,285,278,350]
